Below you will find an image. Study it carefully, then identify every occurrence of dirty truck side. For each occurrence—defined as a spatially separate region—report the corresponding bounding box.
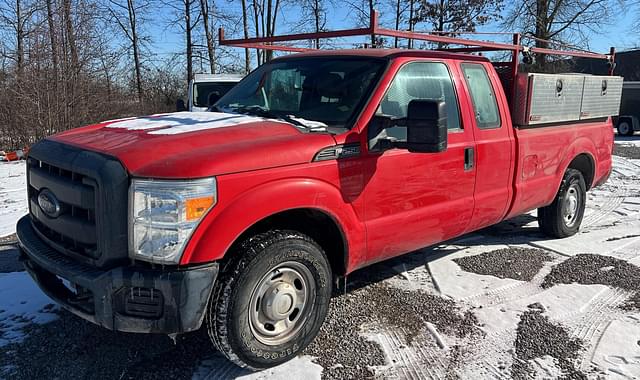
[17,49,617,370]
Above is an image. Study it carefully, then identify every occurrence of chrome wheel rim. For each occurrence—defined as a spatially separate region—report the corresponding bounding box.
[563,184,581,227]
[248,261,315,346]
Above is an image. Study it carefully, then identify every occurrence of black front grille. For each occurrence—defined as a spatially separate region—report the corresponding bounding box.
[28,158,99,258]
[27,139,130,268]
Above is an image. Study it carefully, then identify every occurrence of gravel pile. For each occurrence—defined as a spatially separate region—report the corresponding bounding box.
[453,248,552,282]
[304,282,480,379]
[542,254,640,311]
[512,305,585,380]
[614,144,640,159]
[542,254,640,291]
[621,292,640,311]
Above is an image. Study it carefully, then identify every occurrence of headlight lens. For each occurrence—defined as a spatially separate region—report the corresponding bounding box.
[130,178,217,264]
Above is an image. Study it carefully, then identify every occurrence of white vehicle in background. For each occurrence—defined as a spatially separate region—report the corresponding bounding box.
[177,73,244,112]
[616,81,640,136]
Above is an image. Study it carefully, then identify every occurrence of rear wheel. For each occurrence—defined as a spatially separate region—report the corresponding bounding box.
[207,230,332,369]
[617,120,633,136]
[538,168,586,238]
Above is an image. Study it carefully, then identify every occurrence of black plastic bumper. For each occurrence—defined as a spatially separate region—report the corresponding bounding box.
[16,215,218,334]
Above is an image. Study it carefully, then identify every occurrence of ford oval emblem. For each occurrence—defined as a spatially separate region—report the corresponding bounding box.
[38,189,61,218]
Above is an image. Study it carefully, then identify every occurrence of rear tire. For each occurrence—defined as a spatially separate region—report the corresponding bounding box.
[617,120,634,136]
[538,168,587,238]
[206,230,332,369]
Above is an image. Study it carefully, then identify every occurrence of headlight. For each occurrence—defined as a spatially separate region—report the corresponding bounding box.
[130,178,217,264]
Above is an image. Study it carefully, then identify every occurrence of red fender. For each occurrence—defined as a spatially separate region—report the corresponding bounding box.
[180,178,367,273]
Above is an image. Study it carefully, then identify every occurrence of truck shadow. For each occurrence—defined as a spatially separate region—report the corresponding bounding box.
[0,309,252,379]
[344,212,546,293]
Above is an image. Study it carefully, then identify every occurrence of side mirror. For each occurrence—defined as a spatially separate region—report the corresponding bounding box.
[176,98,187,112]
[404,99,447,153]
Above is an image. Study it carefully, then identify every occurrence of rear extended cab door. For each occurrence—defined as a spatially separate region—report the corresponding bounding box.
[457,61,516,232]
[359,57,477,263]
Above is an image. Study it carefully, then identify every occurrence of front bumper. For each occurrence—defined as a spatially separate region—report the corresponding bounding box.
[16,215,218,334]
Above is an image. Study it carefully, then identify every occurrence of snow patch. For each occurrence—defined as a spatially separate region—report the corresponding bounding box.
[591,316,640,379]
[192,355,323,380]
[0,161,27,238]
[0,271,58,347]
[105,111,280,135]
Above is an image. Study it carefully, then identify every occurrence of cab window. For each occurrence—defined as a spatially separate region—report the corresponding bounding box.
[377,62,461,141]
[461,63,501,129]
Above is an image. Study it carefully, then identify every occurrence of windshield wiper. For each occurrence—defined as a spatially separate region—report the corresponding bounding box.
[284,115,328,132]
[226,105,327,132]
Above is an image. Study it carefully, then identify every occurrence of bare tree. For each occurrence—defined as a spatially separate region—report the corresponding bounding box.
[241,0,250,72]
[0,0,41,75]
[346,0,378,46]
[45,0,58,74]
[504,0,613,65]
[106,0,149,101]
[62,0,78,71]
[297,0,333,48]
[414,0,503,48]
[199,0,215,73]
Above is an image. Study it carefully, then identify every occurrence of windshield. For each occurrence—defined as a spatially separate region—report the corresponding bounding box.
[215,57,386,129]
[193,82,237,107]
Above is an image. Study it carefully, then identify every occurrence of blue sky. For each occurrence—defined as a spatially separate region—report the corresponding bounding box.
[149,2,639,63]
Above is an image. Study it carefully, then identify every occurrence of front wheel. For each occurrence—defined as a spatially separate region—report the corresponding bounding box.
[207,230,332,369]
[617,120,634,136]
[538,168,587,238]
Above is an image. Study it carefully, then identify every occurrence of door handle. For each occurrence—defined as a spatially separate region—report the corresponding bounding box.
[464,147,474,171]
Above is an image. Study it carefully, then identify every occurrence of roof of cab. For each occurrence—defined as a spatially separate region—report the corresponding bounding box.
[273,48,491,62]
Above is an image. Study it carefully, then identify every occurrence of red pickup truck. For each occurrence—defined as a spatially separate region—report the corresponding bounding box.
[17,48,616,369]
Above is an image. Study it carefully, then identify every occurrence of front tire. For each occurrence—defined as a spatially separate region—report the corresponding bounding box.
[538,168,587,238]
[207,230,332,369]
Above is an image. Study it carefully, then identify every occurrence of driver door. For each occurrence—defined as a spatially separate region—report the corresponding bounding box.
[362,59,477,262]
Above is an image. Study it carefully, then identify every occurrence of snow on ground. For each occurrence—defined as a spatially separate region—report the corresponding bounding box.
[615,134,640,147]
[0,272,58,347]
[0,161,27,238]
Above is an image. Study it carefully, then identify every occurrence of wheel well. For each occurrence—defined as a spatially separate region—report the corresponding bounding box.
[568,153,595,190]
[617,116,632,126]
[229,209,348,276]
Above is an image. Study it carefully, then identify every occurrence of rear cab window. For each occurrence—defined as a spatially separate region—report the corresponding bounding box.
[377,61,462,141]
[461,63,501,129]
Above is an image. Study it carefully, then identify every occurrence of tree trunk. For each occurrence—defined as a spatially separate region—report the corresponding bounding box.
[408,0,414,48]
[127,0,143,102]
[16,0,24,76]
[185,0,193,81]
[46,0,59,75]
[314,0,320,48]
[369,0,375,47]
[253,0,262,66]
[199,0,216,74]
[62,0,78,72]
[535,0,549,66]
[241,0,250,72]
[265,0,274,61]
[437,0,445,49]
[394,0,400,48]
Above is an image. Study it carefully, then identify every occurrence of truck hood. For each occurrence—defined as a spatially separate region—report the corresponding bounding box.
[49,112,337,178]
